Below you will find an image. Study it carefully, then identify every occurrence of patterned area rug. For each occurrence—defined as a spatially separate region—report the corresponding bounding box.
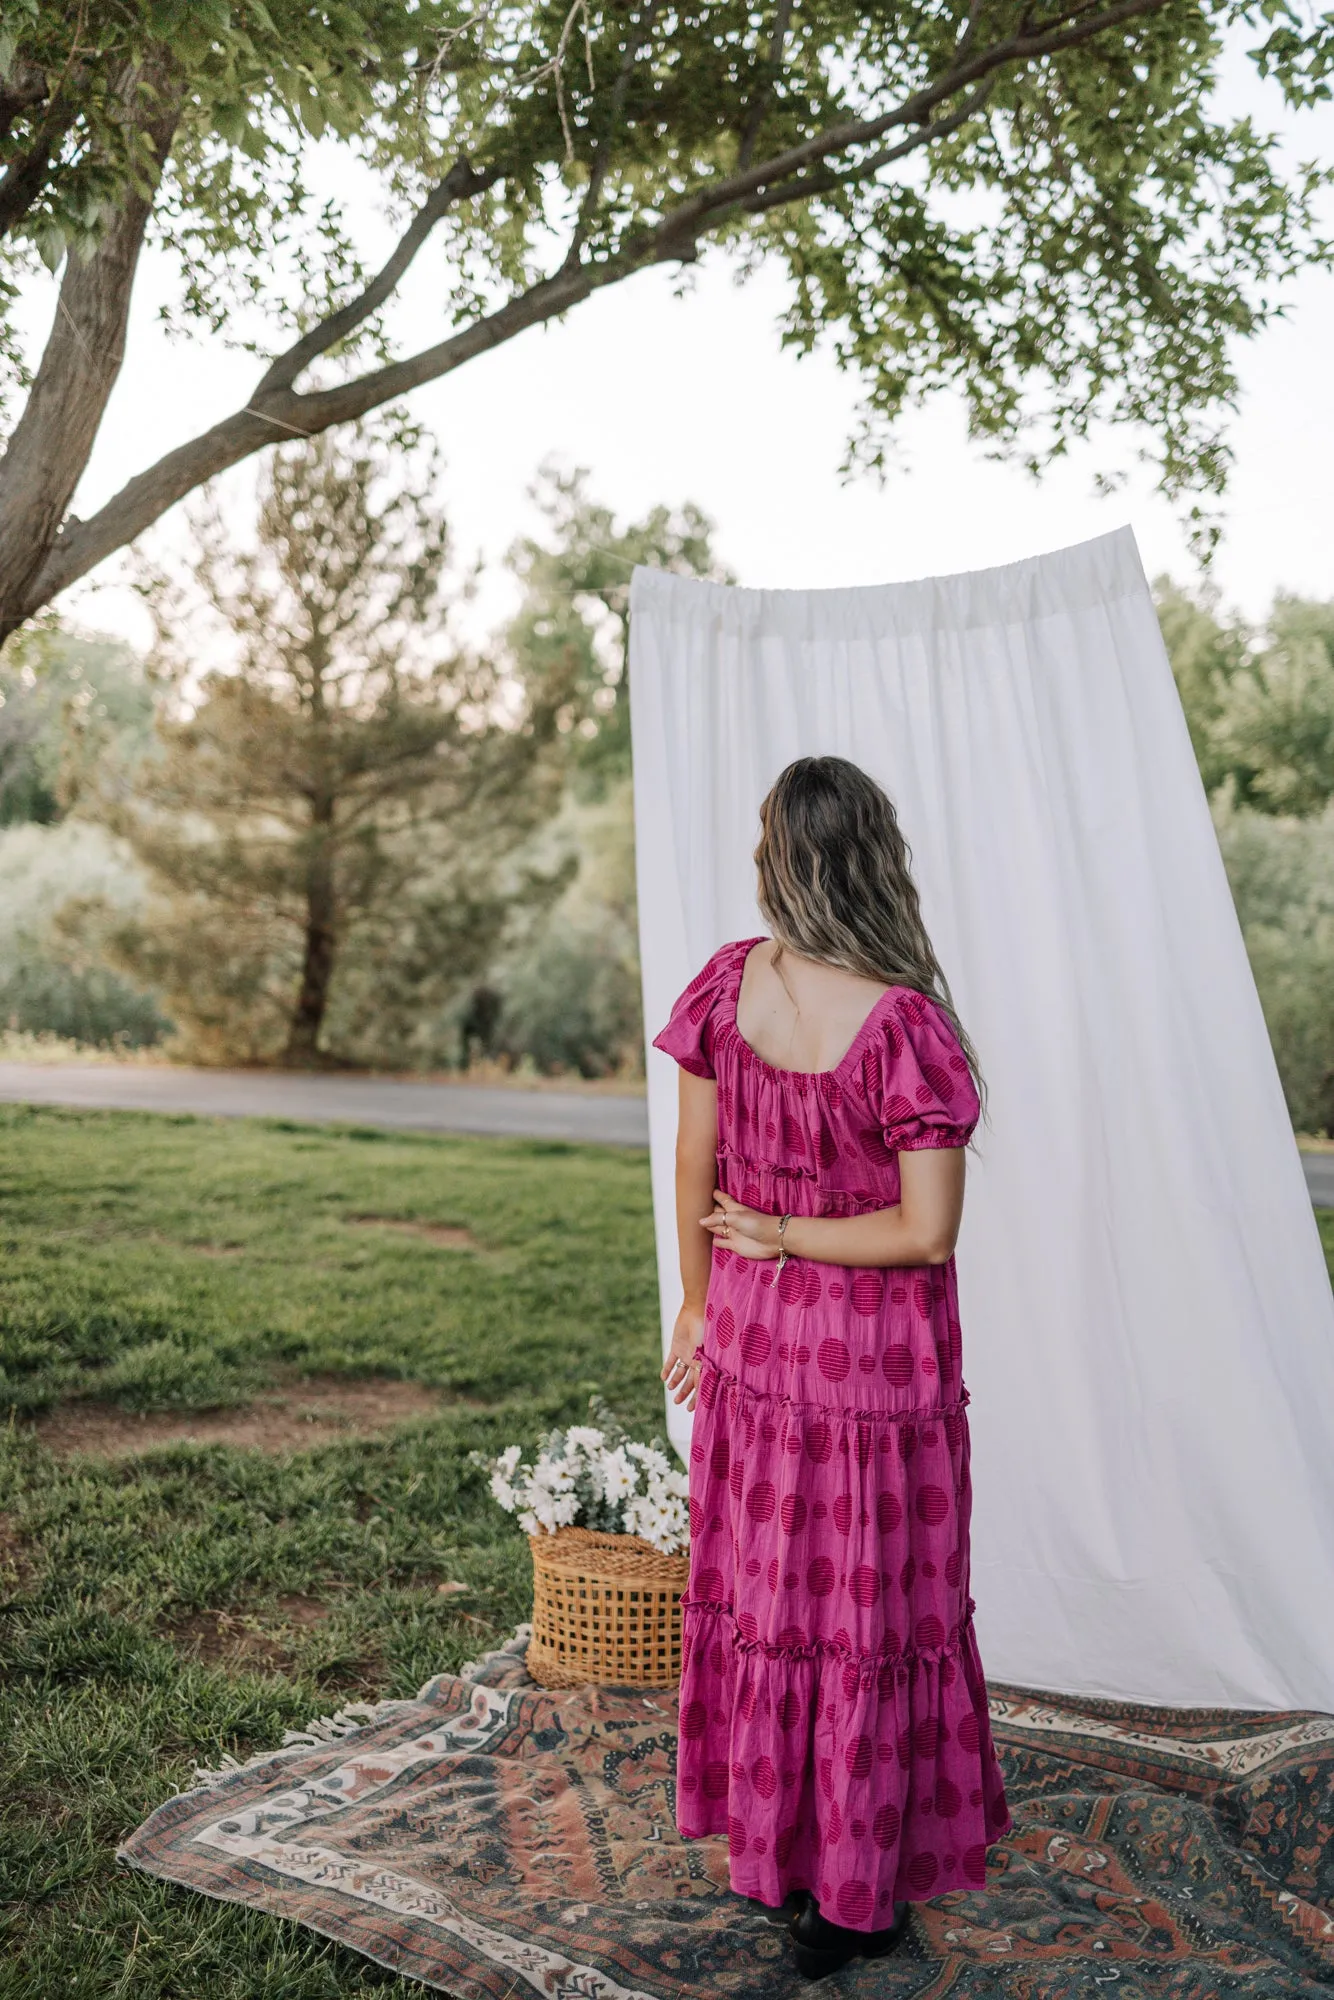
[120,1629,1334,1998]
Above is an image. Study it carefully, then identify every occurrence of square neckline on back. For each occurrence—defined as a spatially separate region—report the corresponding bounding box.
[727,937,900,1082]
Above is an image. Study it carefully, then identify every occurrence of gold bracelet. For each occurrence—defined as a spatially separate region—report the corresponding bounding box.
[776,1213,791,1272]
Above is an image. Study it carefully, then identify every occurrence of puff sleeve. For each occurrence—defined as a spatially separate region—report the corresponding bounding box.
[874,990,980,1151]
[651,944,739,1080]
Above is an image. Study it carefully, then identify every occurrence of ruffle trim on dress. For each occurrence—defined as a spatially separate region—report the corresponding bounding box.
[704,1353,969,1427]
[708,995,978,1149]
[717,1141,824,1185]
[895,1125,974,1151]
[683,1595,980,1672]
[715,1144,893,1212]
[712,1011,849,1090]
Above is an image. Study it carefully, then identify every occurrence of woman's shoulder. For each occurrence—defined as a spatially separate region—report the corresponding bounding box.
[881,983,953,1036]
[652,938,762,1076]
[859,986,979,1142]
[692,936,764,987]
[875,984,968,1068]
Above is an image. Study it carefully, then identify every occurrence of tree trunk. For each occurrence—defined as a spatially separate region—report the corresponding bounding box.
[285,829,337,1065]
[0,86,179,642]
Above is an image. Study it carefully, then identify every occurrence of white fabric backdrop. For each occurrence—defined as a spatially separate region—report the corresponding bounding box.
[628,527,1334,1713]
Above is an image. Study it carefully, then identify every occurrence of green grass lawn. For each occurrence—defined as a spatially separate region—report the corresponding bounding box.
[0,1106,663,1999]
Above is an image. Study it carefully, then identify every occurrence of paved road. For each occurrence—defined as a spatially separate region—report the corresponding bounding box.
[0,1062,650,1148]
[1,1063,1330,1200]
[1302,1149,1334,1210]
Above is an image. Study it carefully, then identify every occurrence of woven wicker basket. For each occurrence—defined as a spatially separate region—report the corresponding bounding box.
[526,1526,690,1689]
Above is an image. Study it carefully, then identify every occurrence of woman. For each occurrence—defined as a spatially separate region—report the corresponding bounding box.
[654,756,1011,1981]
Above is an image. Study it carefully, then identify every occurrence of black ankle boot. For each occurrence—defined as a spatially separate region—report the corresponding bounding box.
[788,1896,909,1980]
[737,1887,811,1929]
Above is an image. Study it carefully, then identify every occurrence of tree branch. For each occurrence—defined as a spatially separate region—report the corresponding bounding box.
[22,255,613,614]
[0,62,51,145]
[737,82,999,220]
[14,0,1174,623]
[0,110,76,238]
[0,7,94,236]
[737,0,796,172]
[254,155,503,397]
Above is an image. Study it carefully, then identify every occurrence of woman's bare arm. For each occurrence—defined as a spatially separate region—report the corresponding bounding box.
[661,1068,718,1407]
[707,1147,966,1269]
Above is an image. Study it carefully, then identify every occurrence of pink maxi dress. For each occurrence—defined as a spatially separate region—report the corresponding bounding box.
[654,938,1012,1930]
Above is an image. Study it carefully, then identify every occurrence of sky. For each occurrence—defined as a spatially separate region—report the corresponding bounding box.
[31,72,1334,656]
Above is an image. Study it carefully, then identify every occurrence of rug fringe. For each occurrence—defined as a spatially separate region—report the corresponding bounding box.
[187,1624,534,1792]
[461,1622,531,1683]
[278,1698,399,1748]
[189,1698,410,1790]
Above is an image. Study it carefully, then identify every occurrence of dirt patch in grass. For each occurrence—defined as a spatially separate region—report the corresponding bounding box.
[171,1594,332,1671]
[345,1213,480,1250]
[31,1375,447,1458]
[168,1596,385,1691]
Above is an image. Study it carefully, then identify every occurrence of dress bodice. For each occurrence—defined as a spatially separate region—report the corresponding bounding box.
[654,937,979,1218]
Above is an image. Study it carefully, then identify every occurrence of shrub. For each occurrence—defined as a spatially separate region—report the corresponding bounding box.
[493,929,641,1078]
[1214,797,1334,1134]
[0,944,167,1048]
[0,821,168,1049]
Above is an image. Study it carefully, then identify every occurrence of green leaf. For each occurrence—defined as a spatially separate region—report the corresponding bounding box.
[33,222,65,273]
[212,101,249,144]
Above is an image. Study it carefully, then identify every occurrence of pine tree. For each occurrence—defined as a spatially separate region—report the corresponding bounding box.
[90,427,569,1065]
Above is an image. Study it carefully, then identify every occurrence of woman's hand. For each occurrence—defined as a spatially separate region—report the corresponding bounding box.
[662,1303,706,1409]
[701,1188,781,1260]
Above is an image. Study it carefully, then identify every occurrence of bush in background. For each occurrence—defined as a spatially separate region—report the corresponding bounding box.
[1158,580,1334,1134]
[0,630,167,1049]
[0,820,167,1049]
[1212,800,1334,1133]
[0,950,168,1049]
[495,933,641,1077]
[0,622,154,825]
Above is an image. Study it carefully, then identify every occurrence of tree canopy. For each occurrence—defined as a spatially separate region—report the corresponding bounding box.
[0,0,1330,637]
[504,463,733,795]
[1157,578,1334,816]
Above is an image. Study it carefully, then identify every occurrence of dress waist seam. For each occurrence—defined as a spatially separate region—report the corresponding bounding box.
[715,1142,894,1208]
[704,1353,968,1424]
[683,1597,979,1669]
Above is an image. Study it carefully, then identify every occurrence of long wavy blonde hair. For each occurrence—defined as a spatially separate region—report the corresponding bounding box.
[754,756,984,1103]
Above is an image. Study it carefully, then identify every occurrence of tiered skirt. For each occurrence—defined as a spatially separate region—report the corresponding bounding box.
[676,1347,1011,1928]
